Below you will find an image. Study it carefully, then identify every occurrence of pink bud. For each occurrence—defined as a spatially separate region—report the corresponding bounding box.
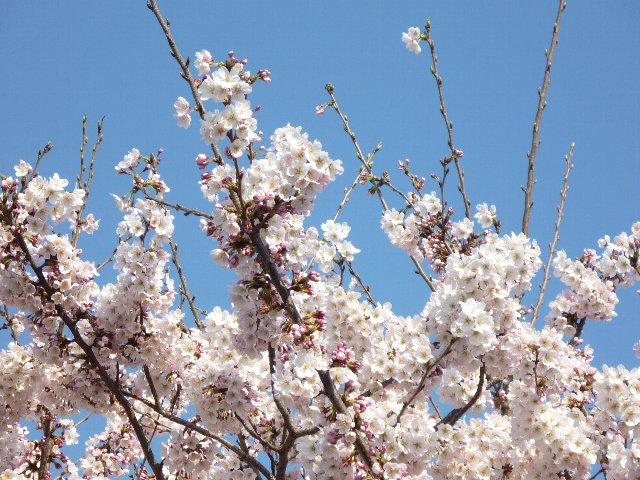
[195,154,209,169]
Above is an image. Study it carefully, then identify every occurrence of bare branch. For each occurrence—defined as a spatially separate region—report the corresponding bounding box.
[333,141,382,223]
[143,365,161,407]
[73,117,104,248]
[234,412,279,453]
[342,257,376,306]
[37,412,55,480]
[325,84,388,211]
[325,86,436,292]
[531,142,575,326]
[143,192,214,220]
[26,141,53,184]
[169,240,204,329]
[146,0,224,164]
[425,20,471,219]
[522,0,567,236]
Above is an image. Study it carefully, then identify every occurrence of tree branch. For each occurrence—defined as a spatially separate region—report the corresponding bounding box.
[395,340,455,426]
[425,20,471,219]
[24,141,53,185]
[317,370,379,476]
[521,0,567,236]
[146,0,224,164]
[72,117,104,248]
[169,239,204,329]
[333,142,382,223]
[7,220,167,480]
[437,363,486,427]
[125,392,272,479]
[531,142,574,326]
[325,86,436,292]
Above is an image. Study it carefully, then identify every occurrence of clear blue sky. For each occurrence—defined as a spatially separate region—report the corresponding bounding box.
[1,0,639,457]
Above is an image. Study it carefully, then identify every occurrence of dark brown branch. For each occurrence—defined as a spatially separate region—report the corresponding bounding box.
[37,413,55,480]
[572,317,587,340]
[143,365,161,407]
[587,468,604,480]
[395,340,455,426]
[531,142,574,326]
[8,222,167,480]
[425,20,471,219]
[437,363,486,427]
[125,392,272,479]
[317,370,379,476]
[240,221,374,474]
[234,412,279,452]
[522,0,567,236]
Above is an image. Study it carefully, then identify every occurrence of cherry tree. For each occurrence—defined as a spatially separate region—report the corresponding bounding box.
[1,1,639,479]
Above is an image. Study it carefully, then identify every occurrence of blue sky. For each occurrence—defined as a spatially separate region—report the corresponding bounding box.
[1,0,639,460]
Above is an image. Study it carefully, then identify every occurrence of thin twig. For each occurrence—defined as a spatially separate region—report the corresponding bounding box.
[96,243,122,271]
[72,413,93,429]
[125,391,272,479]
[521,0,567,236]
[334,166,365,222]
[146,0,224,164]
[333,143,382,222]
[143,192,213,220]
[169,240,204,329]
[234,412,279,452]
[425,20,471,219]
[531,142,574,326]
[395,340,455,426]
[326,86,435,292]
[343,257,376,306]
[428,396,442,419]
[325,84,388,212]
[26,141,53,184]
[73,117,103,248]
[77,116,88,190]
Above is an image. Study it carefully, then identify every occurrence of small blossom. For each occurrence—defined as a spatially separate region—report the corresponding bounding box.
[14,160,32,178]
[402,27,422,54]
